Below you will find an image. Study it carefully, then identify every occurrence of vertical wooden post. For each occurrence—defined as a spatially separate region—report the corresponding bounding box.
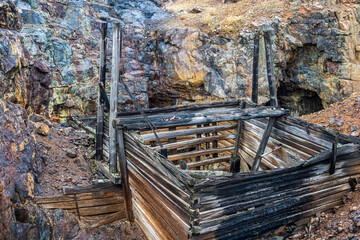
[251,32,260,104]
[96,21,108,160]
[329,136,338,175]
[204,123,210,158]
[109,22,121,173]
[230,100,246,173]
[117,127,134,222]
[160,148,168,158]
[196,124,202,170]
[264,31,278,107]
[168,127,177,155]
[212,122,218,158]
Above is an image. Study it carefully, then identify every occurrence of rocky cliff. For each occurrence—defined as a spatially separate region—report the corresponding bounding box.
[0,0,359,120]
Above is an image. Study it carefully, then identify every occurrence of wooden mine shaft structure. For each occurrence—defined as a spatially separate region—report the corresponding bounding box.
[86,20,360,239]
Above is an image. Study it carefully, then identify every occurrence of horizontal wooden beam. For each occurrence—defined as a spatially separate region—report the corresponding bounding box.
[115,107,290,130]
[184,156,231,169]
[168,146,234,162]
[63,182,118,195]
[152,134,235,151]
[142,124,237,142]
[117,101,241,117]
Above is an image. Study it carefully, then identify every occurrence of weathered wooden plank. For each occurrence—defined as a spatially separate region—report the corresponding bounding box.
[38,196,123,210]
[251,31,260,104]
[67,203,124,216]
[128,167,191,238]
[35,191,122,204]
[117,105,243,125]
[168,126,177,155]
[131,188,185,240]
[117,128,134,222]
[251,117,277,171]
[168,146,234,162]
[212,122,219,158]
[117,101,240,117]
[90,211,126,228]
[244,119,320,160]
[264,30,278,107]
[142,124,237,142]
[152,135,235,151]
[116,108,290,130]
[329,137,338,175]
[96,21,108,161]
[63,182,118,195]
[196,124,202,168]
[109,22,121,173]
[184,156,231,169]
[230,100,246,173]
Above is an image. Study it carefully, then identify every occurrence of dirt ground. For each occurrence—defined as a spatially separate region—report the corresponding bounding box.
[164,0,293,36]
[301,93,360,137]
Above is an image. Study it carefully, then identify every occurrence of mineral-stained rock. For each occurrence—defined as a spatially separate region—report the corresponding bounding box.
[35,122,50,136]
[0,99,39,239]
[19,9,45,25]
[1,0,360,120]
[0,99,85,239]
[0,0,21,31]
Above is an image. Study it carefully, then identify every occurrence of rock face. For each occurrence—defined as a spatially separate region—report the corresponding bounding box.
[0,99,45,239]
[0,0,359,119]
[149,2,360,114]
[0,99,85,239]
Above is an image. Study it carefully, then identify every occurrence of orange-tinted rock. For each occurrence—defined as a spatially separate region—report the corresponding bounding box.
[35,122,50,136]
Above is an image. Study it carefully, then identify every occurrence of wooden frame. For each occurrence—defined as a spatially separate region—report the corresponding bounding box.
[80,99,360,239]
[86,22,360,239]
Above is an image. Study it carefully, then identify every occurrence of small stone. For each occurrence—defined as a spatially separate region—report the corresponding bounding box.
[190,6,202,13]
[337,226,344,232]
[336,118,344,127]
[351,132,359,137]
[65,99,75,108]
[29,114,45,122]
[35,123,50,136]
[351,126,358,131]
[66,151,77,158]
[328,116,336,125]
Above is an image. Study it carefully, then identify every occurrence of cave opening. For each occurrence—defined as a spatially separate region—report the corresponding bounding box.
[278,82,324,116]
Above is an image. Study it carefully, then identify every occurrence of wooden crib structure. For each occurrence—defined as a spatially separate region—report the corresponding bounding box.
[70,20,360,239]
